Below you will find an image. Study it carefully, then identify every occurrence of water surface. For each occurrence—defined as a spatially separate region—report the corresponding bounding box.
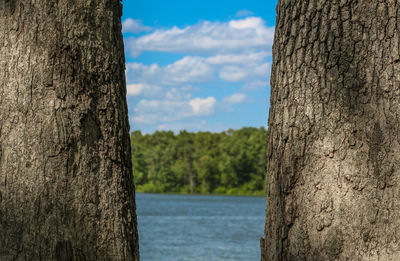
[136,193,265,261]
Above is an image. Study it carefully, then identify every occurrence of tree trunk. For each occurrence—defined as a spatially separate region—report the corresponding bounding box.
[262,0,400,260]
[0,1,139,260]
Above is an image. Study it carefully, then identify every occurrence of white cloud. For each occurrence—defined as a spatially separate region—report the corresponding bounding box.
[189,97,216,116]
[219,62,270,82]
[125,17,274,57]
[236,10,254,17]
[254,63,271,76]
[165,87,192,100]
[126,54,270,89]
[132,97,217,125]
[133,100,191,123]
[164,57,214,84]
[127,83,144,96]
[124,16,273,132]
[126,56,214,86]
[223,93,247,104]
[127,83,162,97]
[122,18,152,34]
[229,17,263,30]
[219,66,248,82]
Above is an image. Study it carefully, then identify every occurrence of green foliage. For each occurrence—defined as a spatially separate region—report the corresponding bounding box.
[131,127,267,196]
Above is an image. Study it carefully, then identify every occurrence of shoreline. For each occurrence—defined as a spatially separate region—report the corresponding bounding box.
[135,191,265,197]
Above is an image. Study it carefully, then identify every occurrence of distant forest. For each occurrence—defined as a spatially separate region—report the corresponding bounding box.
[130,127,267,196]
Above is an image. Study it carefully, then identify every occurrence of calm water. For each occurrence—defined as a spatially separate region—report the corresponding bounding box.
[136,193,266,261]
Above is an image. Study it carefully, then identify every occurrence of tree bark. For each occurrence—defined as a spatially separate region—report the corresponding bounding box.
[0,1,139,260]
[262,0,400,260]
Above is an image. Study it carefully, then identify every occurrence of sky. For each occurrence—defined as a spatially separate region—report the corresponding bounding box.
[122,0,278,133]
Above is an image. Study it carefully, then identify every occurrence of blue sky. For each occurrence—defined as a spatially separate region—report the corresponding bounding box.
[122,0,278,133]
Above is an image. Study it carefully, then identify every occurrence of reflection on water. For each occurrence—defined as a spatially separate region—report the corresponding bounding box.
[136,193,265,261]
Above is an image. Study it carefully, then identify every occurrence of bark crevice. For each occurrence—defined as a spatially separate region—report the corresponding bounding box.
[0,1,139,260]
[262,0,400,260]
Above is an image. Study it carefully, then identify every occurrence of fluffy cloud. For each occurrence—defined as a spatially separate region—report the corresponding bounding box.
[219,63,270,82]
[219,66,248,82]
[125,17,274,57]
[165,87,193,100]
[127,83,162,97]
[189,97,216,116]
[223,93,247,104]
[205,51,269,65]
[122,18,152,34]
[126,54,270,88]
[164,57,215,84]
[133,100,190,123]
[124,16,272,131]
[133,97,217,124]
[126,56,214,86]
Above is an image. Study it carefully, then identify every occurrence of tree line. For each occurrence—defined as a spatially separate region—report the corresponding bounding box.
[131,127,267,196]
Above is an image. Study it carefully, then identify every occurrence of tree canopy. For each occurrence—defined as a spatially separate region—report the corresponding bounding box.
[131,127,267,196]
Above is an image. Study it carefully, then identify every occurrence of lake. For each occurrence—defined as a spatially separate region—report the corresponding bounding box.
[136,193,266,261]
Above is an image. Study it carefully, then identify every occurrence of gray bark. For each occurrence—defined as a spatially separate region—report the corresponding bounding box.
[262,0,400,260]
[0,0,139,260]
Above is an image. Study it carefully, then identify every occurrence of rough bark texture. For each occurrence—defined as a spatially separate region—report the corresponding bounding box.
[0,0,139,260]
[262,0,400,260]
